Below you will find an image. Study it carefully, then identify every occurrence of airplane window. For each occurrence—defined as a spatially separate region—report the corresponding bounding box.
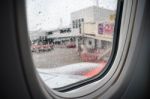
[26,0,118,90]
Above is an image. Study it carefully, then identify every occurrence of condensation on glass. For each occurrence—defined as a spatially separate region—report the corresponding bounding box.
[26,0,118,89]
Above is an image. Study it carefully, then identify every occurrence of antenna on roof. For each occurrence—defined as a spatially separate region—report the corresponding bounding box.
[91,0,99,7]
[59,18,63,29]
[96,0,99,7]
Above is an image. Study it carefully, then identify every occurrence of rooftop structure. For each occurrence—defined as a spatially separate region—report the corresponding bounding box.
[71,6,116,42]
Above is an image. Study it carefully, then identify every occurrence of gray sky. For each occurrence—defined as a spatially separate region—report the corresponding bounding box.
[26,0,117,31]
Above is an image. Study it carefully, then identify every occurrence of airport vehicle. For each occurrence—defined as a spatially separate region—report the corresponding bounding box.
[31,44,53,52]
[66,42,76,48]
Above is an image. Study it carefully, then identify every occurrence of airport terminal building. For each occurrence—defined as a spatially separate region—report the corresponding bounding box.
[71,6,115,53]
[31,6,116,54]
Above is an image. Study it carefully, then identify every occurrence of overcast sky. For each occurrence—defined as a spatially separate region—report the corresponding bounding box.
[26,0,117,31]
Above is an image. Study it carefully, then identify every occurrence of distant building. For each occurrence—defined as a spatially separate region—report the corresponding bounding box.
[71,6,115,35]
[71,6,116,51]
[29,31,47,44]
[46,27,78,44]
[30,6,116,54]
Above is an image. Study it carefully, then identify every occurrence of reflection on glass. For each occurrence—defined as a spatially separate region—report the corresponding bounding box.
[26,0,118,89]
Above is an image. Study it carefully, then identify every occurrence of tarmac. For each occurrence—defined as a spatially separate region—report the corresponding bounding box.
[32,47,82,68]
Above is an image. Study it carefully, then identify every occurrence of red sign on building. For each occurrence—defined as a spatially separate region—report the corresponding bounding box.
[98,23,114,35]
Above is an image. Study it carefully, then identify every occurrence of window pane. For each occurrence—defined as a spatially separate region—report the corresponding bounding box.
[26,0,118,89]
